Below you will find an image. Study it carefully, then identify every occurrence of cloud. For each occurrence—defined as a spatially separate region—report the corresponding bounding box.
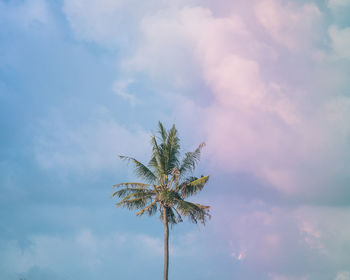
[63,0,198,48]
[255,0,322,51]
[0,0,50,27]
[328,0,350,9]
[61,0,350,199]
[0,227,211,280]
[113,79,137,105]
[0,229,163,280]
[212,196,350,278]
[335,271,350,280]
[58,1,350,277]
[63,0,127,46]
[34,108,150,173]
[329,25,350,59]
[269,274,309,280]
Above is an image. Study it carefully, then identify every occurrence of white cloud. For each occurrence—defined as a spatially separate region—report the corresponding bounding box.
[59,2,350,275]
[137,234,163,255]
[329,25,350,59]
[335,271,350,280]
[255,0,322,51]
[101,2,350,198]
[63,0,199,47]
[231,250,246,260]
[269,274,309,280]
[0,0,50,27]
[212,196,350,277]
[0,229,164,279]
[328,0,350,9]
[63,0,126,46]
[34,109,150,173]
[113,79,137,105]
[0,227,209,280]
[62,0,350,200]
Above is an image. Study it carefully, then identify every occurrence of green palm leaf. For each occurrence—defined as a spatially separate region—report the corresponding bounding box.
[151,135,166,177]
[178,175,210,198]
[113,182,151,188]
[136,200,158,216]
[116,195,153,210]
[119,156,157,183]
[112,188,155,199]
[179,142,205,177]
[176,200,210,225]
[158,121,168,143]
[165,125,180,173]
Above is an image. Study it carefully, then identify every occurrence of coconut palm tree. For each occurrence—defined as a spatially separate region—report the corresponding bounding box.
[112,121,210,280]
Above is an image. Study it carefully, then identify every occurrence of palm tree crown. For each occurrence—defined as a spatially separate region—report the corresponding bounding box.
[112,121,210,280]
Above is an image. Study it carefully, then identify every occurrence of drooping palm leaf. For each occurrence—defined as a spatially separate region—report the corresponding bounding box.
[158,189,182,206]
[176,200,210,224]
[178,175,210,198]
[165,207,177,224]
[116,195,153,210]
[171,206,183,224]
[119,156,157,183]
[136,200,158,216]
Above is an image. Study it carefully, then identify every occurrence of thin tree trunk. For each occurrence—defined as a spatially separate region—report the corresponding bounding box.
[163,207,169,280]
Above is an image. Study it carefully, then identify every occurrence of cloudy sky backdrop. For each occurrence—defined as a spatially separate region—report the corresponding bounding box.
[1,0,350,279]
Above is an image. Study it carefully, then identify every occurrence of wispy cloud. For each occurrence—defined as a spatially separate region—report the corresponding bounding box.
[113,79,137,105]
[34,108,149,173]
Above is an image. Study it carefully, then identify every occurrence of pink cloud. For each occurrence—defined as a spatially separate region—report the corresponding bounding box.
[255,0,322,51]
[59,0,350,277]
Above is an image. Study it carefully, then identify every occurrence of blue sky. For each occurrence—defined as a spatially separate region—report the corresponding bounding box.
[1,0,350,279]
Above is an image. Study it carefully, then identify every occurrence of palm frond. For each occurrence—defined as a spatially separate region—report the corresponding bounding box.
[171,206,183,223]
[136,200,158,216]
[166,207,179,225]
[178,175,209,198]
[113,182,151,189]
[112,187,155,199]
[151,135,165,177]
[158,121,168,143]
[148,155,162,178]
[167,167,180,190]
[158,189,182,206]
[165,124,180,174]
[119,156,157,183]
[176,200,210,224]
[116,195,153,210]
[158,207,182,225]
[179,142,205,177]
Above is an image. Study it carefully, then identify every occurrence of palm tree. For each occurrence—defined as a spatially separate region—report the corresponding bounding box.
[112,121,210,280]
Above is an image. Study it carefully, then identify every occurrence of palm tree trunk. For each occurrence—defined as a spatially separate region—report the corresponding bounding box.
[163,207,169,280]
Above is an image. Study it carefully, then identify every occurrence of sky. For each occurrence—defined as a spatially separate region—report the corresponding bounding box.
[1,0,350,279]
